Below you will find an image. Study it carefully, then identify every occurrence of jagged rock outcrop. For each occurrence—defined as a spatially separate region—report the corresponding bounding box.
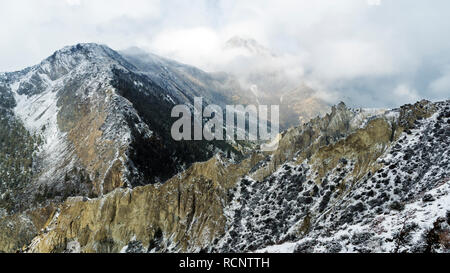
[218,100,449,253]
[24,153,264,253]
[251,101,387,181]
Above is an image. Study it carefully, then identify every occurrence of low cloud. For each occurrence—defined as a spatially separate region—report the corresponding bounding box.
[1,0,449,108]
[393,84,421,104]
[429,66,450,100]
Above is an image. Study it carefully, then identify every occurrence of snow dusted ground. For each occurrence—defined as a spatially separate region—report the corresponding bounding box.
[217,100,449,253]
[255,180,449,253]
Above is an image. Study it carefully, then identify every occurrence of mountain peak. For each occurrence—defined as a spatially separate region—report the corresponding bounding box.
[13,43,136,85]
[46,43,125,66]
[58,43,112,55]
[329,101,348,114]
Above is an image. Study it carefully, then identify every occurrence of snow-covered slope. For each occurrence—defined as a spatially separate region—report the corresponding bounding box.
[214,100,449,253]
[1,44,150,200]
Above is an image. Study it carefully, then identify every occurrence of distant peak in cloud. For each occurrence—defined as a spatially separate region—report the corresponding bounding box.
[224,36,275,57]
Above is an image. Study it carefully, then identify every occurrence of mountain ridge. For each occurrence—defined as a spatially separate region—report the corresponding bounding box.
[0,43,448,253]
[3,98,446,253]
[0,43,241,213]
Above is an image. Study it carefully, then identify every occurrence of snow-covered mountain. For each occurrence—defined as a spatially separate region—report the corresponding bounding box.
[0,44,448,253]
[0,43,240,212]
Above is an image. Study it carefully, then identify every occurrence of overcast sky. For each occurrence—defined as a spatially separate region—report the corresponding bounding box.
[1,0,449,107]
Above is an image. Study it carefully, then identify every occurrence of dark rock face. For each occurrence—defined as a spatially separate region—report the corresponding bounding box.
[111,68,239,186]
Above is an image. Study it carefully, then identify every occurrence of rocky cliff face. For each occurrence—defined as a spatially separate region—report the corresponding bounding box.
[23,153,264,253]
[0,44,448,253]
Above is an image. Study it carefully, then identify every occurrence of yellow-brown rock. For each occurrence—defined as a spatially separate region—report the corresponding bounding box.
[24,153,263,253]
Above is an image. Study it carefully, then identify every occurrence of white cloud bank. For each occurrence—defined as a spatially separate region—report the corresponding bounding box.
[0,0,449,108]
